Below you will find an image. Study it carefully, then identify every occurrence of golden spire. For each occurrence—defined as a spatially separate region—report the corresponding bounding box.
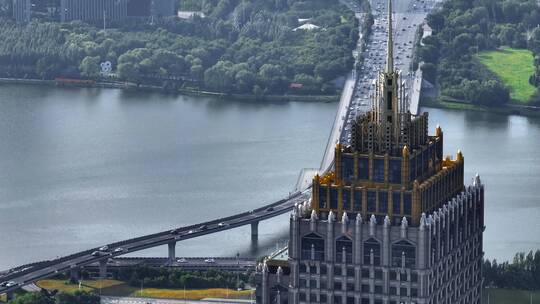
[435,125,443,137]
[386,0,394,73]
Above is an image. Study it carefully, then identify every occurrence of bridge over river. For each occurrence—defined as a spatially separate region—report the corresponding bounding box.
[0,0,431,299]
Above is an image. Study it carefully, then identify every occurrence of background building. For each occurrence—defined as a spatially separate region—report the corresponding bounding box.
[60,0,129,23]
[256,1,485,303]
[56,0,176,23]
[12,0,30,23]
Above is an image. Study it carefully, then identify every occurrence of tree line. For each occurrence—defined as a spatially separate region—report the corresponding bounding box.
[0,0,360,96]
[417,0,540,106]
[484,250,540,290]
[115,266,253,290]
[8,290,99,304]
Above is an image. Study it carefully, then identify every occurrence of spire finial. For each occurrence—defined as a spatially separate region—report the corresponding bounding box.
[386,0,394,73]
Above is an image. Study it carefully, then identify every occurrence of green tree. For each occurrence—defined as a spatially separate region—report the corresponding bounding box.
[79,56,101,78]
[204,60,235,92]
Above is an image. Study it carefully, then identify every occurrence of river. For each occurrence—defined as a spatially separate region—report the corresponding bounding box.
[0,84,538,269]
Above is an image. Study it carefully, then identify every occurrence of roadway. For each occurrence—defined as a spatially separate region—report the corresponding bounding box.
[342,0,443,143]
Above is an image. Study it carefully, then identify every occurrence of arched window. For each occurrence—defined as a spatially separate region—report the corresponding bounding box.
[363,238,381,265]
[336,236,353,264]
[301,233,325,261]
[392,240,416,268]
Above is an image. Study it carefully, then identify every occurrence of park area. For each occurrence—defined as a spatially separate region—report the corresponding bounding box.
[35,279,253,301]
[477,48,537,104]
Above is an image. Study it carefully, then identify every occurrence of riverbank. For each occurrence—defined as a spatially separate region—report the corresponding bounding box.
[0,78,339,103]
[421,96,540,118]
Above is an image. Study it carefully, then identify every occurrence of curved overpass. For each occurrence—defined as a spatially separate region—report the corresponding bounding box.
[0,190,310,295]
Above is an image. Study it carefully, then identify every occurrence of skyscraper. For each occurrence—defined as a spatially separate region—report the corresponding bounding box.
[255,1,485,303]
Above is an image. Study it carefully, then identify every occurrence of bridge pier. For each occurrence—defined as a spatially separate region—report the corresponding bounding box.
[69,267,80,282]
[6,291,14,301]
[99,259,107,279]
[168,242,176,263]
[251,221,259,240]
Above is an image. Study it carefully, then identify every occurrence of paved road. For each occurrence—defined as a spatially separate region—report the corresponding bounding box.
[342,0,443,143]
[101,296,254,304]
[90,257,256,272]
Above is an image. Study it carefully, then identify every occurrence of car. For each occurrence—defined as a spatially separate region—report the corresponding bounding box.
[199,224,208,230]
[266,207,274,212]
[0,282,7,287]
[187,230,195,234]
[6,281,16,287]
[92,251,105,257]
[177,258,187,263]
[99,245,109,252]
[114,247,126,253]
[170,229,180,234]
[204,258,215,263]
[217,222,228,227]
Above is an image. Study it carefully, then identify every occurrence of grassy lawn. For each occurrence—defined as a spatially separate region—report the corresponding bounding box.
[484,288,540,304]
[36,279,252,300]
[476,48,536,104]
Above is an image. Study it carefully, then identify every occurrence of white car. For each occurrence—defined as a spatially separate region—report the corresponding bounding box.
[6,281,17,287]
[99,245,109,251]
[177,258,187,263]
[114,247,126,253]
[204,258,215,263]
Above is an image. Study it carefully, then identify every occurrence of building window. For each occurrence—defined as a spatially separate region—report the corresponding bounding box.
[320,187,328,209]
[299,292,306,301]
[373,159,385,182]
[390,286,397,295]
[343,189,351,211]
[359,157,369,179]
[379,191,388,213]
[335,267,342,276]
[310,280,317,288]
[392,240,416,268]
[375,285,383,293]
[354,190,363,211]
[347,282,354,291]
[404,193,412,215]
[400,287,408,296]
[389,159,401,183]
[336,236,353,264]
[347,297,355,304]
[362,269,370,278]
[343,155,354,181]
[334,281,342,290]
[392,191,401,214]
[368,191,377,212]
[330,188,338,209]
[300,279,307,288]
[362,298,370,304]
[320,264,327,275]
[320,294,327,303]
[347,267,355,276]
[362,284,370,292]
[364,238,381,265]
[334,295,342,304]
[301,233,325,261]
